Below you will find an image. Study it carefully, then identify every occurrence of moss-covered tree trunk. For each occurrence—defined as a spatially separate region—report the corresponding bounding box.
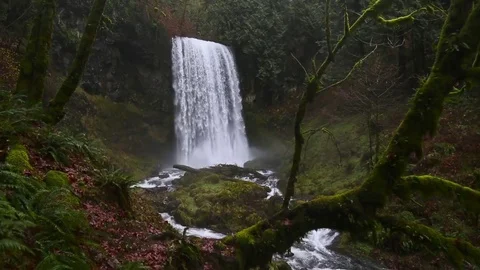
[229,0,480,268]
[46,0,108,124]
[282,0,397,209]
[15,0,56,106]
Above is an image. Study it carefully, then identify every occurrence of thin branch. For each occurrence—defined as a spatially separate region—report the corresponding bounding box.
[6,3,34,29]
[290,53,309,77]
[343,4,350,34]
[317,45,378,94]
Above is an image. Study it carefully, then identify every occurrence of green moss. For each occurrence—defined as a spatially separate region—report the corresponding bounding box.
[6,144,33,172]
[269,261,292,270]
[395,175,480,213]
[44,170,69,187]
[15,0,56,105]
[169,173,273,233]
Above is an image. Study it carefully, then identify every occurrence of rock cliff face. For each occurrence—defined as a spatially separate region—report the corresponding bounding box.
[42,0,177,177]
[51,0,173,111]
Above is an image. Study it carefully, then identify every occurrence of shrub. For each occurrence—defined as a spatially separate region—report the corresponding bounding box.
[39,129,104,165]
[0,164,91,268]
[0,90,41,139]
[94,166,138,212]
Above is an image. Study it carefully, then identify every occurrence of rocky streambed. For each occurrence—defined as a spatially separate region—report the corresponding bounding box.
[136,164,382,270]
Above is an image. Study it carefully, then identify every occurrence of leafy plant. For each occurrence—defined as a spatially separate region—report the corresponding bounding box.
[94,166,138,211]
[0,164,91,268]
[39,130,104,165]
[120,261,149,270]
[0,90,41,140]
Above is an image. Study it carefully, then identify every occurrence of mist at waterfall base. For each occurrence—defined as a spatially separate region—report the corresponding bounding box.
[136,37,380,269]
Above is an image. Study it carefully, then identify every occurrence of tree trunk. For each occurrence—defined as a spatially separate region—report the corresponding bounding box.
[229,1,480,268]
[15,0,55,106]
[46,0,108,124]
[281,0,396,209]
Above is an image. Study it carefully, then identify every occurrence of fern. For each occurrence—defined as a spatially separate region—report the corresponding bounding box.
[38,129,104,165]
[120,262,149,270]
[94,166,138,211]
[0,90,41,139]
[0,164,91,268]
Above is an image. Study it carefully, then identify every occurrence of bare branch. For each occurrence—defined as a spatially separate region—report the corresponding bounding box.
[317,45,378,94]
[290,53,309,78]
[343,5,350,35]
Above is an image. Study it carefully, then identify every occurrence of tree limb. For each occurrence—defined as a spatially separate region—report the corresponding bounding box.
[376,7,428,26]
[378,216,480,267]
[225,190,368,269]
[282,0,398,210]
[395,175,480,213]
[47,0,108,124]
[232,2,480,268]
[317,45,377,94]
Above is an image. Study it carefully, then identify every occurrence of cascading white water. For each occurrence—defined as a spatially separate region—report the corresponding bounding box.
[172,37,250,167]
[134,36,381,270]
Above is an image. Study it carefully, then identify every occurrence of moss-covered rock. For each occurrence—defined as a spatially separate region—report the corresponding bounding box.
[6,144,33,172]
[44,170,69,187]
[164,172,278,234]
[269,261,292,270]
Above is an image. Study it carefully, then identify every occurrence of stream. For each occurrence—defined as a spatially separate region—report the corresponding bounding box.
[140,36,382,269]
[136,170,382,270]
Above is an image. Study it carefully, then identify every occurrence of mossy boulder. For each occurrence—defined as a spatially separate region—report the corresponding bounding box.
[269,261,292,270]
[165,172,278,234]
[44,170,69,187]
[6,144,33,172]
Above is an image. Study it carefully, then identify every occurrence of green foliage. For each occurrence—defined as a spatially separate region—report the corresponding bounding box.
[165,240,202,270]
[0,195,34,267]
[120,261,149,270]
[204,0,326,101]
[94,166,138,211]
[39,130,104,165]
[0,90,41,139]
[0,164,91,268]
[5,144,33,172]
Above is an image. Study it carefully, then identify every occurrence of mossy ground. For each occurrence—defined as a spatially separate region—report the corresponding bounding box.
[44,170,69,187]
[6,144,33,172]
[164,172,279,234]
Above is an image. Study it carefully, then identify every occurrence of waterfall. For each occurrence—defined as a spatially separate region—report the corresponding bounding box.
[172,37,250,168]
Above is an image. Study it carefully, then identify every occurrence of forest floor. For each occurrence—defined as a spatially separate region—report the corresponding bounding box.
[1,133,235,269]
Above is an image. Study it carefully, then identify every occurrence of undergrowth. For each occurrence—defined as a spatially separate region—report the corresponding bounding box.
[0,165,91,269]
[94,165,139,212]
